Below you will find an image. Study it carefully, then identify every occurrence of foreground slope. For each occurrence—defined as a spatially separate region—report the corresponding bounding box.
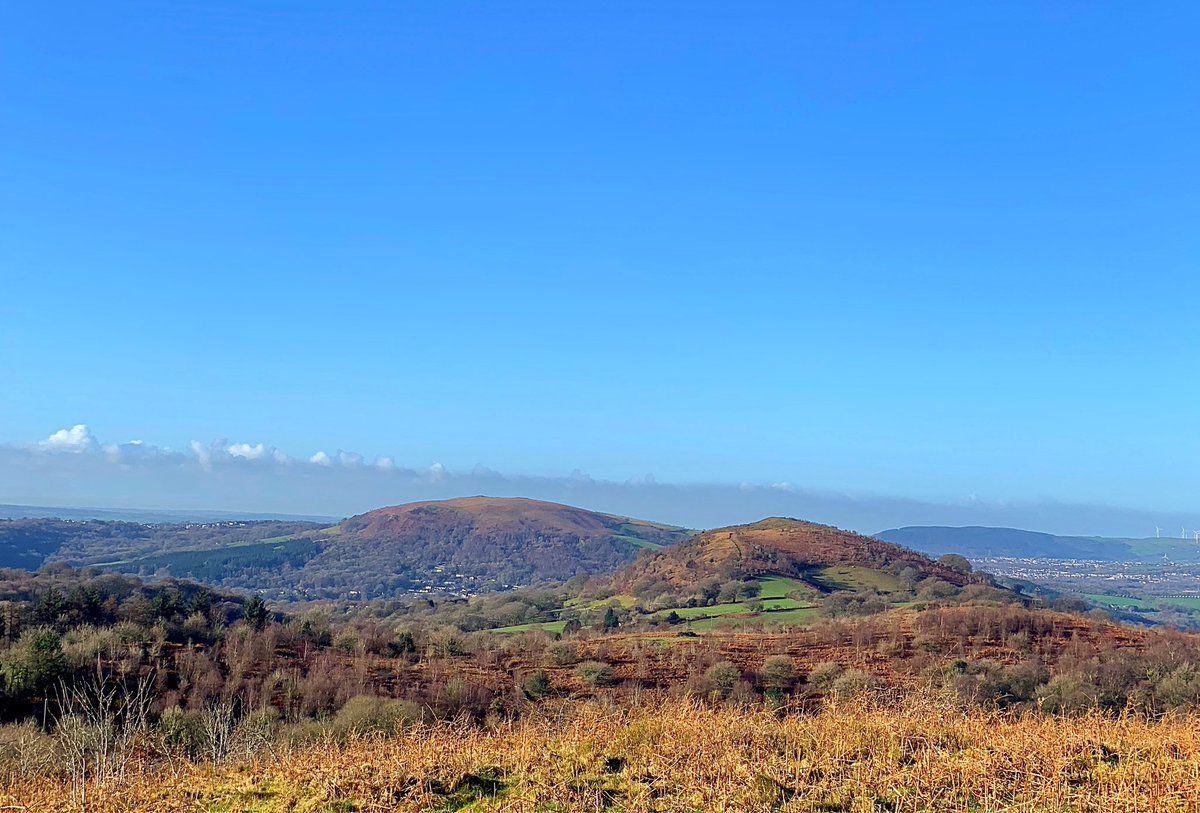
[9,698,1200,813]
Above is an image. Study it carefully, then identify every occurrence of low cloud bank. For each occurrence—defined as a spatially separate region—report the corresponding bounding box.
[1,425,1195,537]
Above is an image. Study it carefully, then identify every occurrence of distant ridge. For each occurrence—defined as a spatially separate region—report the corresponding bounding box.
[0,503,339,524]
[876,526,1138,561]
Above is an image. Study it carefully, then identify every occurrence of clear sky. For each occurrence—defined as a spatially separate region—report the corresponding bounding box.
[2,2,1198,523]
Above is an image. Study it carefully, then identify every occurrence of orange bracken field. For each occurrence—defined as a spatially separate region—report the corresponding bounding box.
[4,694,1200,813]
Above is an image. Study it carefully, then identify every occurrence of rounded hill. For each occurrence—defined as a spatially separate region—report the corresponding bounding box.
[603,517,974,597]
[296,497,692,597]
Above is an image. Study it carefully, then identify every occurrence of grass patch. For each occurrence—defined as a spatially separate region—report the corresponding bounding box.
[612,534,665,550]
[1083,593,1151,609]
[431,771,507,811]
[486,620,569,635]
[813,566,904,594]
[756,576,817,600]
[690,607,820,631]
[1159,597,1200,611]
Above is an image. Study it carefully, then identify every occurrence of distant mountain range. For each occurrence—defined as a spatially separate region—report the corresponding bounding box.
[15,497,1197,603]
[876,525,1200,562]
[0,503,338,524]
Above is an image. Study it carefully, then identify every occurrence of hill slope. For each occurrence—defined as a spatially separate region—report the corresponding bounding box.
[604,517,974,598]
[294,497,691,597]
[0,517,324,571]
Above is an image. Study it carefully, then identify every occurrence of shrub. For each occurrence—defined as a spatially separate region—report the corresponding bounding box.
[829,669,875,699]
[0,628,66,697]
[761,655,795,690]
[523,670,552,699]
[332,632,360,653]
[576,661,615,688]
[547,641,579,667]
[1157,665,1200,711]
[806,661,843,692]
[823,591,888,618]
[388,631,416,656]
[331,695,422,736]
[0,721,54,783]
[1037,675,1098,715]
[158,706,207,759]
[704,662,741,699]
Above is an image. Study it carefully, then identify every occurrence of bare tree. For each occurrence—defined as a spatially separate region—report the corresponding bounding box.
[53,661,154,808]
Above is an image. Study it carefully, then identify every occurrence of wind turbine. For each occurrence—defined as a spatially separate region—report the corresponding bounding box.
[1184,527,1189,540]
[1156,526,1163,538]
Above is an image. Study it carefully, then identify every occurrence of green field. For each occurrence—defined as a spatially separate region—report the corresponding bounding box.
[486,619,569,635]
[813,565,904,594]
[614,535,665,550]
[689,606,820,631]
[1160,597,1200,611]
[1082,593,1200,613]
[756,576,817,600]
[1083,593,1150,609]
[488,575,821,634]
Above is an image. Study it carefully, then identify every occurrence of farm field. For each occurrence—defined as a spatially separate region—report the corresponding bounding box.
[488,575,820,634]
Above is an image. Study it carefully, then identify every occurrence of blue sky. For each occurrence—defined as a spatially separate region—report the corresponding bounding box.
[2,2,1198,522]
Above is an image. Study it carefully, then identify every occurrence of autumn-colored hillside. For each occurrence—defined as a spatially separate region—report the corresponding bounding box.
[603,517,974,596]
[302,497,691,593]
[8,696,1200,812]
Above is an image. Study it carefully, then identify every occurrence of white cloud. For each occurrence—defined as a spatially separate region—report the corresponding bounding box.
[228,443,269,461]
[189,440,214,471]
[7,423,1200,537]
[42,424,98,452]
[337,450,364,467]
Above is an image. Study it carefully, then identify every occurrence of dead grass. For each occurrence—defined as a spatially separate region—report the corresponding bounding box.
[4,695,1200,812]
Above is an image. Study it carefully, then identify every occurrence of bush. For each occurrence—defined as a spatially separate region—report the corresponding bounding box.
[0,628,66,697]
[829,669,875,699]
[523,670,552,699]
[576,661,615,688]
[331,695,422,736]
[704,662,741,699]
[761,655,795,690]
[0,721,54,783]
[806,661,843,692]
[823,591,888,618]
[1037,675,1098,715]
[547,641,579,667]
[158,706,207,758]
[388,631,416,656]
[1157,665,1200,711]
[332,632,360,653]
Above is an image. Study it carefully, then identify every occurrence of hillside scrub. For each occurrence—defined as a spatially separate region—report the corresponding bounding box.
[4,694,1200,811]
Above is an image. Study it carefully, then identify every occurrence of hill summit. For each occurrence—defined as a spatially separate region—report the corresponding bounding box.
[299,497,692,597]
[604,517,974,597]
